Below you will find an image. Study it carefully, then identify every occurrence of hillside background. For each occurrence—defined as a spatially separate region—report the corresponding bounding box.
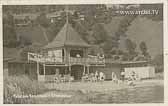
[3,4,163,64]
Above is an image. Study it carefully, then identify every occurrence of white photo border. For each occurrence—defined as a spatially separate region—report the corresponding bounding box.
[0,0,167,105]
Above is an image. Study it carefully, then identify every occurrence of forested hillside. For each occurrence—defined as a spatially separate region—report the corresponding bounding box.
[3,4,163,63]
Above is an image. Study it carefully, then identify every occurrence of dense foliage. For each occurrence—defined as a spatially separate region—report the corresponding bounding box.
[3,4,163,62]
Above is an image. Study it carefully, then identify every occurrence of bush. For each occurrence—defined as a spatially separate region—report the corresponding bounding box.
[4,75,47,104]
[155,72,164,80]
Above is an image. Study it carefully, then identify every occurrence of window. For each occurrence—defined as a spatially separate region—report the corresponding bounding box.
[70,50,84,58]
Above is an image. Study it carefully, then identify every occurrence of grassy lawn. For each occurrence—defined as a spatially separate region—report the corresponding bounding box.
[4,75,164,104]
[20,82,164,103]
[45,79,163,92]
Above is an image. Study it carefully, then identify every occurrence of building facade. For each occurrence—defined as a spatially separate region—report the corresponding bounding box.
[27,22,105,81]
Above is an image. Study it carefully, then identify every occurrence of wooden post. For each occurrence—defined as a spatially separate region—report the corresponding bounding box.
[64,48,66,62]
[69,65,71,75]
[83,65,86,75]
[43,64,46,75]
[28,52,29,63]
[43,64,46,82]
[37,62,39,80]
[87,65,90,74]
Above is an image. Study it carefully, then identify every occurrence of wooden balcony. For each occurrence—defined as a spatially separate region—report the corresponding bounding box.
[28,52,105,65]
[69,57,105,65]
[69,57,86,64]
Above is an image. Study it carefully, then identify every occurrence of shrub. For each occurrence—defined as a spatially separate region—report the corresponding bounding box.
[4,75,47,104]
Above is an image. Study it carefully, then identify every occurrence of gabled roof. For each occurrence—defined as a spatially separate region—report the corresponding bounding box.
[44,22,90,49]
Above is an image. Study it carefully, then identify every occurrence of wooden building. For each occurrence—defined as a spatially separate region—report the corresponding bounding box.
[100,60,155,80]
[122,61,155,79]
[8,61,38,80]
[27,21,105,81]
[5,15,155,81]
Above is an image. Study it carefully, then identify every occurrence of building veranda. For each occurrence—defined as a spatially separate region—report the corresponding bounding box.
[27,22,105,82]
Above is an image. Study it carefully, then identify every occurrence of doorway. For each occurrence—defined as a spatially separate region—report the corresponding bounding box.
[71,65,84,80]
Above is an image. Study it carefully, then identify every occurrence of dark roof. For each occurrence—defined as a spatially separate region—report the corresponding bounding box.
[3,44,42,62]
[16,26,50,46]
[44,22,90,49]
[3,47,19,61]
[3,47,27,62]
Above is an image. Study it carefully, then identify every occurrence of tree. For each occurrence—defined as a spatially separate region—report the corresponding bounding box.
[139,41,151,61]
[115,16,137,39]
[3,13,18,47]
[18,35,32,47]
[92,23,108,44]
[125,39,136,53]
[125,39,137,60]
[36,13,50,28]
[152,54,163,73]
[139,41,148,56]
[73,11,79,19]
[102,39,113,57]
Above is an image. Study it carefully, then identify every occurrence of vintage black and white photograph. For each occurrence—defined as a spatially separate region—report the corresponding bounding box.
[2,2,164,104]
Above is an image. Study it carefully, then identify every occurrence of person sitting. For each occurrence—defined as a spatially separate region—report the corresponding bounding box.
[112,72,118,83]
[120,70,125,82]
[60,74,65,83]
[69,76,74,82]
[99,72,105,81]
[97,54,105,63]
[91,73,97,82]
[76,54,81,58]
[131,71,136,81]
[82,73,89,82]
[127,76,136,86]
[54,73,60,83]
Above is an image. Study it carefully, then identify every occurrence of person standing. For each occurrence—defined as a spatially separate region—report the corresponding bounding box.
[121,70,125,82]
[99,72,105,81]
[95,71,99,81]
[112,72,118,83]
[111,72,115,81]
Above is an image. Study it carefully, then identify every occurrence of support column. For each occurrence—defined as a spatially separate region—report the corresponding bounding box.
[87,65,90,74]
[83,65,86,75]
[43,64,46,82]
[43,64,46,75]
[69,65,71,75]
[63,48,66,62]
[37,62,39,80]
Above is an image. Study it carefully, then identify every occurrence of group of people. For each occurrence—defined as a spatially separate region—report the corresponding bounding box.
[54,73,74,83]
[111,70,140,86]
[82,71,105,82]
[111,70,125,84]
[53,68,140,86]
